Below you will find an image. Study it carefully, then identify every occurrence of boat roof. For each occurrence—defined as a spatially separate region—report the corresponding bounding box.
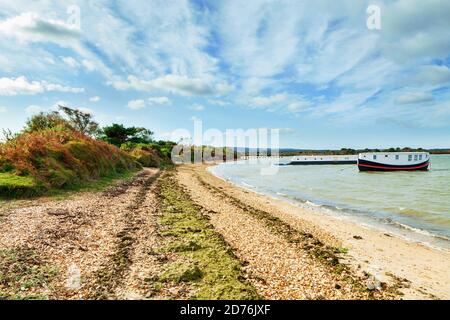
[359,152,429,155]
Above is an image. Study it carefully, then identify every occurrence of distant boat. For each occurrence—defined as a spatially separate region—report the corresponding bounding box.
[358,152,430,171]
[289,155,358,165]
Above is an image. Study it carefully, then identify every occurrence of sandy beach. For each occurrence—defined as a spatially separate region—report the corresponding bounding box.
[1,164,449,300]
[183,164,450,300]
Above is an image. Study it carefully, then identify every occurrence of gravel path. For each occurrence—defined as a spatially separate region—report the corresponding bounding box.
[0,169,160,299]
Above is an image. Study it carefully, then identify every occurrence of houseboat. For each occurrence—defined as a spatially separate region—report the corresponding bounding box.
[358,152,430,171]
[289,155,358,165]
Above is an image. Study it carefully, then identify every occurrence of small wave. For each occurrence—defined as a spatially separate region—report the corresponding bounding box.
[240,181,256,189]
[383,218,450,242]
[305,200,321,207]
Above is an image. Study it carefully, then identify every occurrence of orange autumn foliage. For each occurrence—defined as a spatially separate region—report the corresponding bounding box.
[0,129,139,189]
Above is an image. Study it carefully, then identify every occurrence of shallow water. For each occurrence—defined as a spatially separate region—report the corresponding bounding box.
[209,155,450,249]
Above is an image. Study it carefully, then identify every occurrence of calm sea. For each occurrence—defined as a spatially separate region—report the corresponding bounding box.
[209,155,450,250]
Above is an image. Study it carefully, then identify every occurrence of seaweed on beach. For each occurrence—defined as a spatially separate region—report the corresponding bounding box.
[152,170,260,300]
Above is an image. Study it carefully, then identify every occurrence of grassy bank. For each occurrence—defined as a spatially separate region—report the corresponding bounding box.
[0,129,140,198]
[153,171,259,299]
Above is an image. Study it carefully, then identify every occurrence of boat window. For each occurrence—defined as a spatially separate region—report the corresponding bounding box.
[414,155,418,161]
[419,155,423,160]
[373,155,377,160]
[395,155,399,160]
[385,155,388,158]
[408,155,412,161]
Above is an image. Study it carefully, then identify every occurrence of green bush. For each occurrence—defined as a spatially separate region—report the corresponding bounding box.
[0,129,139,196]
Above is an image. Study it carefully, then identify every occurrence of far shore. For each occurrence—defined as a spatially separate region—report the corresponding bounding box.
[201,162,450,299]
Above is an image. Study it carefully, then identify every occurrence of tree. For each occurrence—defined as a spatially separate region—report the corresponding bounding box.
[1,129,18,142]
[58,105,99,136]
[23,111,71,133]
[100,124,153,146]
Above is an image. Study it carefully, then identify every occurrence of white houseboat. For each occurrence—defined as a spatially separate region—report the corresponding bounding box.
[358,152,430,171]
[290,155,358,165]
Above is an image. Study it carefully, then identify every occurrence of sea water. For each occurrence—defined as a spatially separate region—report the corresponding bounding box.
[208,155,450,250]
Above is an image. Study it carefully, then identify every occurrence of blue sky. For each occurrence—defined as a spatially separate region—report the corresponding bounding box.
[0,0,450,149]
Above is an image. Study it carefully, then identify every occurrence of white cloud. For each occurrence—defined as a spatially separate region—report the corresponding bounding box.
[112,74,232,96]
[276,128,295,134]
[382,0,450,61]
[395,92,434,105]
[287,101,313,113]
[45,83,84,94]
[252,93,288,107]
[0,12,81,45]
[127,99,146,110]
[190,104,205,111]
[297,26,379,85]
[208,99,230,107]
[0,76,42,96]
[53,100,67,109]
[0,76,84,96]
[61,56,79,68]
[148,96,171,105]
[77,107,94,115]
[0,106,7,113]
[89,96,101,103]
[250,93,312,114]
[25,105,44,114]
[217,1,302,79]
[314,89,379,116]
[45,57,56,65]
[82,60,96,72]
[407,65,450,87]
[1,1,450,130]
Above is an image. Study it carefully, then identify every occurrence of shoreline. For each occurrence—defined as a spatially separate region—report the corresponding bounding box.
[202,163,450,299]
[210,165,450,252]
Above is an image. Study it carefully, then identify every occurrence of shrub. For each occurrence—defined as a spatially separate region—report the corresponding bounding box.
[0,129,139,193]
[23,112,71,133]
[100,124,153,147]
[120,142,173,168]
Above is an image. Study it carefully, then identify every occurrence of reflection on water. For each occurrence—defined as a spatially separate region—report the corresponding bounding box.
[209,155,450,249]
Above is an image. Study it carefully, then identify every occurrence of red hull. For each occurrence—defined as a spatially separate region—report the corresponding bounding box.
[358,160,429,171]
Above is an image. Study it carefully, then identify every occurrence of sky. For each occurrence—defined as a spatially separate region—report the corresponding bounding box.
[0,0,449,149]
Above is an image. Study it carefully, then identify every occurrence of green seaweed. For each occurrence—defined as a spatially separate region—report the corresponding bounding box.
[154,171,260,300]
